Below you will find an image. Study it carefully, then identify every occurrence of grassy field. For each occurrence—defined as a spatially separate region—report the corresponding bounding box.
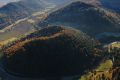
[0,38,17,46]
[110,42,120,48]
[97,60,113,71]
[0,21,35,41]
[79,60,113,80]
[0,11,49,47]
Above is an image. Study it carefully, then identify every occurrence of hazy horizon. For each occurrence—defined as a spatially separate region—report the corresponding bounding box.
[0,0,19,7]
[0,0,99,7]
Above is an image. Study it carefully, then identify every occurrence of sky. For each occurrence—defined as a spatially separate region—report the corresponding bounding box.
[0,0,100,7]
[0,0,19,7]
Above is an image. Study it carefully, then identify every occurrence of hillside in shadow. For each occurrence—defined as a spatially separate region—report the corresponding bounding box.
[3,26,103,78]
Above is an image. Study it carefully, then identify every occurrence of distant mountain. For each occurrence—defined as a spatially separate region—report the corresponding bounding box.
[44,0,120,14]
[44,0,72,5]
[79,0,120,14]
[42,1,120,37]
[96,32,120,43]
[0,0,50,29]
[0,3,4,7]
[99,0,120,14]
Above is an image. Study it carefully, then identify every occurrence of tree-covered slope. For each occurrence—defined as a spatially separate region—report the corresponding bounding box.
[3,26,102,77]
[42,1,120,36]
